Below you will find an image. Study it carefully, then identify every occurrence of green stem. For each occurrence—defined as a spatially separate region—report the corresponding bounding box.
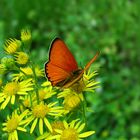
[31,62,40,104]
[29,92,33,107]
[82,95,87,126]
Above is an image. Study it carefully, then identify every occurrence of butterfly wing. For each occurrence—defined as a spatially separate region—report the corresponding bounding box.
[45,38,78,86]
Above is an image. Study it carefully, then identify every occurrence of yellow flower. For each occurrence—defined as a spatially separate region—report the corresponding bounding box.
[2,109,28,140]
[15,52,29,65]
[20,67,32,75]
[58,89,83,106]
[0,79,33,109]
[13,66,42,82]
[82,70,100,93]
[12,72,25,81]
[63,93,81,112]
[25,102,64,135]
[59,69,99,95]
[57,69,99,113]
[39,81,56,100]
[58,89,82,113]
[21,29,31,42]
[12,66,43,81]
[55,119,95,140]
[20,95,32,108]
[20,66,44,77]
[37,121,64,140]
[38,86,56,101]
[19,93,37,109]
[37,132,60,140]
[51,121,65,135]
[4,38,21,54]
[41,80,52,87]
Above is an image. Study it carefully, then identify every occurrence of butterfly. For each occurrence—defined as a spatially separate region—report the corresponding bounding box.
[45,38,99,88]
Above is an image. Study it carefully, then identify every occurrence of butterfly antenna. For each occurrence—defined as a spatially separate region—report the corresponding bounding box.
[84,51,100,71]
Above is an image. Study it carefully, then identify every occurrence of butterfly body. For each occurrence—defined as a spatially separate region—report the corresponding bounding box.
[45,38,99,88]
[55,69,82,87]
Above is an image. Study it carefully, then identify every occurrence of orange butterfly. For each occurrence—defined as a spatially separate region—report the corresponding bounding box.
[45,38,99,88]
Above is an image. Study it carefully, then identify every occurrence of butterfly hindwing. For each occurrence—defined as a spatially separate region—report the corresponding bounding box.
[45,63,70,86]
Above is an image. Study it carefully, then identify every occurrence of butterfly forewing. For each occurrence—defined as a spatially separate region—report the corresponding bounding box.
[45,38,78,86]
[49,38,78,72]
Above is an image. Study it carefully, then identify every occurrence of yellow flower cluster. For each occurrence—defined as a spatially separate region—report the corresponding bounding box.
[0,29,99,140]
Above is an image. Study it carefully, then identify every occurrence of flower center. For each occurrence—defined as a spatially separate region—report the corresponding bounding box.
[16,52,29,64]
[32,103,49,118]
[51,121,65,135]
[39,89,46,101]
[71,79,85,93]
[6,117,19,132]
[4,82,20,96]
[64,94,81,111]
[23,99,30,107]
[61,128,78,140]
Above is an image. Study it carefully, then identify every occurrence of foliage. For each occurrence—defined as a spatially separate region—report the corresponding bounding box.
[0,0,140,139]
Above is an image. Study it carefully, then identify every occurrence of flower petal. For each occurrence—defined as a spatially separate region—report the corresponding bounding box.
[44,118,52,132]
[63,120,68,129]
[54,129,63,134]
[77,123,85,132]
[75,121,81,130]
[8,133,12,140]
[11,95,15,104]
[79,131,95,138]
[22,116,34,126]
[14,130,18,140]
[39,118,43,135]
[1,96,10,109]
[20,109,29,120]
[70,119,79,128]
[17,127,27,132]
[30,118,38,133]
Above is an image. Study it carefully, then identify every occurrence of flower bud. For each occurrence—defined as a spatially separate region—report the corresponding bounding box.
[1,57,15,69]
[21,29,31,45]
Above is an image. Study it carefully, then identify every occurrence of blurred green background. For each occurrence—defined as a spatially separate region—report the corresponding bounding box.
[0,0,140,139]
